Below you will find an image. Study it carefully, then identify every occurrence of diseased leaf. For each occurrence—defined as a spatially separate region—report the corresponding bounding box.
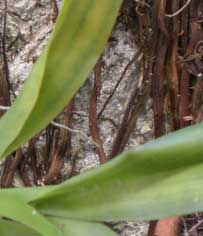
[32,124,203,221]
[0,0,122,160]
[0,194,58,236]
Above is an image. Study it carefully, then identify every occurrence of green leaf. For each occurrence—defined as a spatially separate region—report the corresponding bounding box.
[0,194,58,236]
[49,217,119,236]
[0,0,122,160]
[0,217,119,236]
[0,185,56,203]
[0,220,40,236]
[33,124,203,221]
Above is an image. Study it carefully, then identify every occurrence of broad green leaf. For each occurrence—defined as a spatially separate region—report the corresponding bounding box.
[0,217,119,236]
[0,194,58,236]
[0,0,122,160]
[0,220,40,236]
[49,217,119,236]
[33,124,203,221]
[0,185,56,203]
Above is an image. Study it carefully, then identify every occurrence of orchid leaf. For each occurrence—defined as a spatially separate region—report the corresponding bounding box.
[0,194,58,236]
[32,124,203,221]
[0,220,40,236]
[49,217,119,236]
[0,0,121,160]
